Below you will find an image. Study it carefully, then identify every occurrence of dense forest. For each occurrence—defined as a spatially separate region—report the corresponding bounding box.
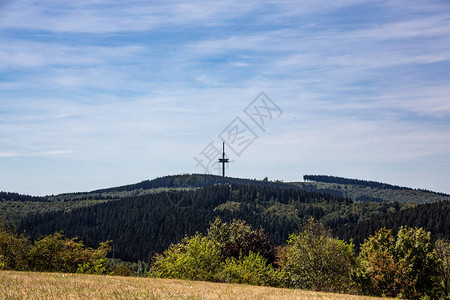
[18,183,425,262]
[18,184,337,261]
[335,200,450,247]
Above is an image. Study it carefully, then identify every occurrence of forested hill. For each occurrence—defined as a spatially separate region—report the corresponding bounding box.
[91,174,297,193]
[15,183,362,261]
[29,174,298,201]
[2,173,448,222]
[297,175,450,204]
[303,175,448,194]
[2,174,447,203]
[18,182,438,262]
[7,174,450,263]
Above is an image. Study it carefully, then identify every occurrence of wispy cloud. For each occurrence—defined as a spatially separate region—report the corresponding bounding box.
[0,152,21,158]
[0,150,73,158]
[0,0,449,194]
[0,0,261,33]
[0,41,145,70]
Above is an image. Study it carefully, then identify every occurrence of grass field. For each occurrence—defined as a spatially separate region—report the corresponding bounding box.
[0,270,384,300]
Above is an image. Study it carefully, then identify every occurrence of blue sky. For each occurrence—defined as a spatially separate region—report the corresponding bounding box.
[1,0,449,195]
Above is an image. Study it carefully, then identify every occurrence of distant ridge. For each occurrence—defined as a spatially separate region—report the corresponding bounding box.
[0,191,46,202]
[91,174,299,194]
[2,174,449,204]
[303,174,449,196]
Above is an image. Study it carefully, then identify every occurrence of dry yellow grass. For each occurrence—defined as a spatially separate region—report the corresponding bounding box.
[0,270,384,300]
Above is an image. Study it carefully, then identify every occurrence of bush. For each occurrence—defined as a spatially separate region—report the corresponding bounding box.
[150,233,222,281]
[207,217,252,247]
[150,218,280,286]
[76,257,109,275]
[435,239,450,296]
[281,218,356,293]
[28,232,111,274]
[0,223,30,271]
[215,251,284,287]
[0,220,111,274]
[353,227,445,299]
[208,217,277,264]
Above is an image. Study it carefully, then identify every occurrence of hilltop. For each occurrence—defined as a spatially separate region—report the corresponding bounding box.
[2,174,448,222]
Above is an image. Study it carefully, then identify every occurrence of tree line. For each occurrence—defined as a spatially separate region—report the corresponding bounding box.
[0,191,48,202]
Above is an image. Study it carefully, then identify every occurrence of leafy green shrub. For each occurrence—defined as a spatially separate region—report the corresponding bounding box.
[223,229,276,264]
[29,232,80,272]
[0,223,30,271]
[434,239,450,296]
[150,233,222,281]
[150,218,279,285]
[281,218,356,293]
[28,232,111,274]
[207,217,252,247]
[0,219,111,274]
[215,251,284,287]
[353,227,445,299]
[208,217,277,264]
[76,257,109,275]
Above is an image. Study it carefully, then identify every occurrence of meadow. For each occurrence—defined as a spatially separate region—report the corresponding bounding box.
[0,270,384,300]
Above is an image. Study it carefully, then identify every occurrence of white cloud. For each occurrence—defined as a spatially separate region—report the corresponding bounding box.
[39,150,74,156]
[1,0,450,194]
[0,40,145,70]
[0,152,21,158]
[0,0,260,33]
[0,150,73,158]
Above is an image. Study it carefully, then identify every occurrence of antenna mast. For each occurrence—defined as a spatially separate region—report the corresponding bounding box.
[218,142,229,177]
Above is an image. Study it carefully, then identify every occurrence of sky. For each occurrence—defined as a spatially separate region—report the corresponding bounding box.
[0,0,449,196]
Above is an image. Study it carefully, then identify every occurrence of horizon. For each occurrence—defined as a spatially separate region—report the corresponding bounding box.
[2,173,449,197]
[1,1,449,195]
